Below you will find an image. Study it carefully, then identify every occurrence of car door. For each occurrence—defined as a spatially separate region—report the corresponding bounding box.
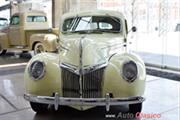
[9,15,21,46]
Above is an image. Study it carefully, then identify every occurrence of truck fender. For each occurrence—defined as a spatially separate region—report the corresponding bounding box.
[30,34,58,52]
[0,33,9,49]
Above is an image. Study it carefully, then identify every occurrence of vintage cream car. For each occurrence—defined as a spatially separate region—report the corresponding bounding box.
[24,10,146,113]
[0,11,58,55]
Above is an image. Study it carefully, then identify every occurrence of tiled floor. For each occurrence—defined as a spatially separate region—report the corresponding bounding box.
[0,69,179,120]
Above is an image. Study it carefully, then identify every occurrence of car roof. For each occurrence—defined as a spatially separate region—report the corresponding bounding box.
[12,10,46,17]
[61,10,126,21]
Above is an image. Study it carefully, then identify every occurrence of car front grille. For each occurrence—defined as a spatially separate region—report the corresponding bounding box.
[61,68,80,98]
[61,67,105,98]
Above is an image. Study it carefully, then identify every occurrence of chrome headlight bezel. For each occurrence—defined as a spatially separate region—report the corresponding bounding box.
[28,60,46,80]
[122,60,138,83]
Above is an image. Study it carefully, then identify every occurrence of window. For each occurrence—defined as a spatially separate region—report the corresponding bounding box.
[99,22,113,29]
[75,17,92,31]
[26,16,47,22]
[10,16,20,25]
[62,18,74,31]
[62,16,121,33]
[0,19,8,26]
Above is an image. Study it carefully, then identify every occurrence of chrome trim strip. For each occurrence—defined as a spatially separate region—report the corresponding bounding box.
[101,42,126,50]
[24,93,145,111]
[79,36,84,98]
[79,35,85,75]
[60,62,108,75]
[60,63,78,74]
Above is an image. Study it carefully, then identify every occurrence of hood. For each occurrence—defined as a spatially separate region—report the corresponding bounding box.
[60,34,125,70]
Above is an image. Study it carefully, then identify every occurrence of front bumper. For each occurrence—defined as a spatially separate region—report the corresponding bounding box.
[24,93,145,111]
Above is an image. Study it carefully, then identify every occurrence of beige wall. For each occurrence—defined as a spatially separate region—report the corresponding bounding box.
[53,0,97,27]
[53,0,64,28]
[78,0,97,11]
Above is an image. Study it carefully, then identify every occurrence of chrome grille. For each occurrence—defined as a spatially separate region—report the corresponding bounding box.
[82,68,104,98]
[61,68,80,98]
[61,67,105,98]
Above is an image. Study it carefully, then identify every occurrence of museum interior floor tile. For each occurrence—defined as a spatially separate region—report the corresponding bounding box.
[0,69,179,120]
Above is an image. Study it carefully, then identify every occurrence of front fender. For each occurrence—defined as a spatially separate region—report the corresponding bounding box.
[24,53,62,96]
[30,34,58,52]
[103,53,146,98]
[0,33,9,48]
[52,28,59,35]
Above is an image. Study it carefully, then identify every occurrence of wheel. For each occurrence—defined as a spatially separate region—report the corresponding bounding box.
[0,44,6,55]
[0,49,6,55]
[30,102,48,113]
[129,103,142,114]
[34,42,46,55]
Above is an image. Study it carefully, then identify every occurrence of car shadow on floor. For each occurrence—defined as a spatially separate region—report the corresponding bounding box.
[0,52,32,65]
[3,52,32,59]
[33,106,140,120]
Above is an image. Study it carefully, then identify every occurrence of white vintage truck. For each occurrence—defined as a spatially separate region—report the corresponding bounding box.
[0,10,58,55]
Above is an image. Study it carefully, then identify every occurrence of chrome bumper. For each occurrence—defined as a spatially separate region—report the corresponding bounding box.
[24,93,145,111]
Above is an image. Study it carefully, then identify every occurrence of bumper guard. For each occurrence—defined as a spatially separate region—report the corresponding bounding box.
[24,93,145,111]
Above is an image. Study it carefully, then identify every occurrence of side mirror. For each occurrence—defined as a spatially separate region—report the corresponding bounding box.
[128,26,137,34]
[132,26,137,32]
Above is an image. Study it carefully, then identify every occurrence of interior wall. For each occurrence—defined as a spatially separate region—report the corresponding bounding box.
[53,0,97,27]
[53,0,64,28]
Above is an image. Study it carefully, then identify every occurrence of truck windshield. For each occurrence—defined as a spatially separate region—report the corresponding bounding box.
[62,16,121,33]
[27,16,47,22]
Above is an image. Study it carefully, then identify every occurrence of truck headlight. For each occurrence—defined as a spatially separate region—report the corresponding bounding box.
[122,61,138,83]
[28,60,45,80]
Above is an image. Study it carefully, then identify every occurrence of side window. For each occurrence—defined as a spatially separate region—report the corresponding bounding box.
[0,19,8,26]
[10,16,20,25]
[99,22,113,29]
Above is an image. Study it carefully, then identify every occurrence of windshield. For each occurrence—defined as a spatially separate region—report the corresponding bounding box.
[62,16,121,33]
[0,19,8,26]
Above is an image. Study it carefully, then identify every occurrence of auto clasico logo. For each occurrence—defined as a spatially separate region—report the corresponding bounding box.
[135,112,161,119]
[106,112,161,119]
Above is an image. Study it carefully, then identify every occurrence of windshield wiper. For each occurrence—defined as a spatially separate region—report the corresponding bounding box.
[61,31,76,34]
[100,29,120,33]
[77,30,103,34]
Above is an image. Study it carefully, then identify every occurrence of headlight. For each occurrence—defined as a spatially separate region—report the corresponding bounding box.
[28,60,45,80]
[122,61,138,83]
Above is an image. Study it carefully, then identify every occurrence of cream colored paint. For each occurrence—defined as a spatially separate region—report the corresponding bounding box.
[24,10,146,111]
[24,53,62,96]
